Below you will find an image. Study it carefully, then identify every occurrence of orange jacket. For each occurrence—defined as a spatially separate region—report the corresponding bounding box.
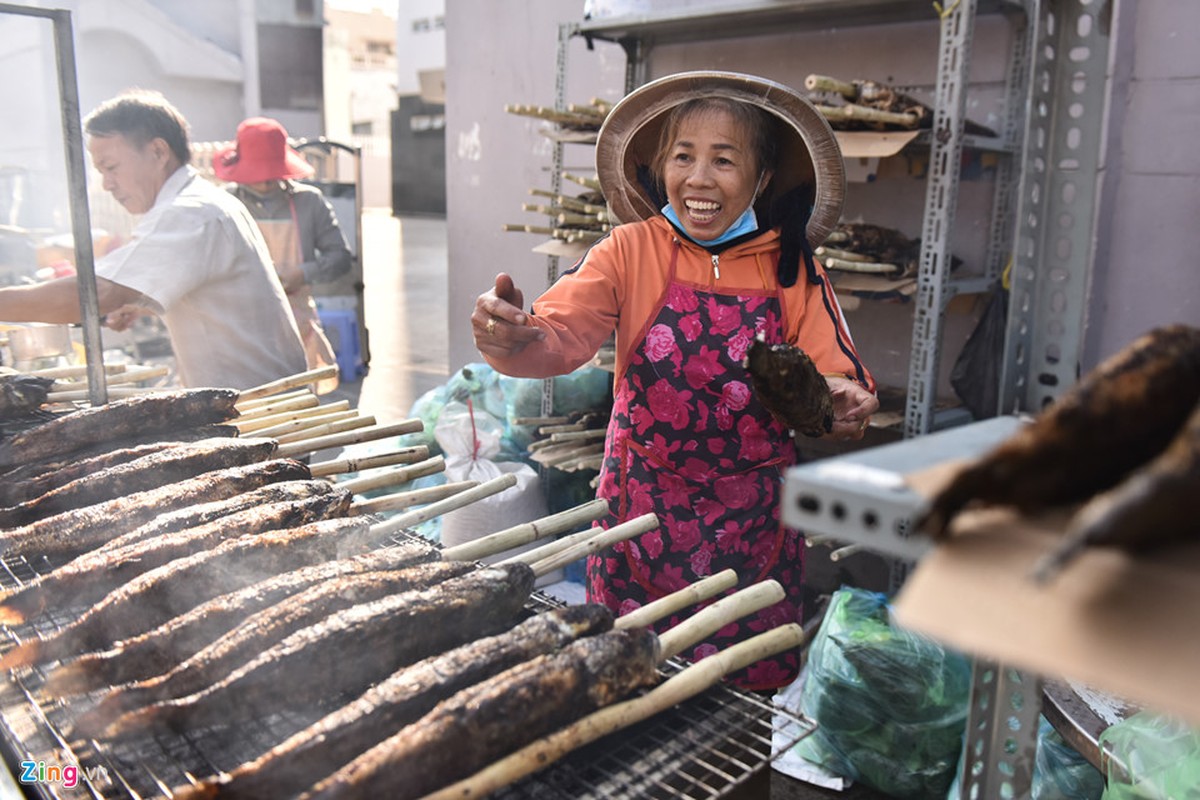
[485,216,876,392]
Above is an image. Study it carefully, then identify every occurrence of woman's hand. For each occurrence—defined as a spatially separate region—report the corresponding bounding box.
[472,272,545,358]
[825,376,880,441]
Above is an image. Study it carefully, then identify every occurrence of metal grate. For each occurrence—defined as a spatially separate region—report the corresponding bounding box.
[0,534,815,799]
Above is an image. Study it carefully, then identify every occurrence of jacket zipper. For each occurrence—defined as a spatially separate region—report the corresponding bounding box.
[711,253,721,281]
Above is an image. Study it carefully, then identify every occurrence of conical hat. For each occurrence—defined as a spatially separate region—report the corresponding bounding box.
[596,71,844,248]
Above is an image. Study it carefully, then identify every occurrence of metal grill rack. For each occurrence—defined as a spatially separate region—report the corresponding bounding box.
[0,533,815,799]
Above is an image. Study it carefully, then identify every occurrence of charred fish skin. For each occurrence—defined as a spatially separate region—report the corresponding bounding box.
[0,374,54,419]
[70,561,475,738]
[1032,401,1200,583]
[99,563,538,741]
[177,604,616,800]
[744,338,835,437]
[0,484,345,626]
[0,515,372,671]
[300,626,662,800]
[0,441,178,507]
[43,545,439,698]
[918,324,1200,541]
[0,438,278,529]
[0,458,312,561]
[0,388,241,469]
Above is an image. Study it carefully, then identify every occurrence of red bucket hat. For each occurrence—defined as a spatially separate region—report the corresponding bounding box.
[212,117,314,183]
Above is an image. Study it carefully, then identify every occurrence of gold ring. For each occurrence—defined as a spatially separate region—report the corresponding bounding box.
[485,317,497,336]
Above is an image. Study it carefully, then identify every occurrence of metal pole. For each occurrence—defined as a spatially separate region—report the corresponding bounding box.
[51,8,108,405]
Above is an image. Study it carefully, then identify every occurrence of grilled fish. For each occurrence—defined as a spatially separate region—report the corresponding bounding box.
[300,627,662,800]
[0,441,176,507]
[0,388,240,470]
[176,604,615,800]
[0,374,54,419]
[97,563,537,740]
[0,458,311,561]
[0,438,277,529]
[1032,401,1200,583]
[70,561,474,737]
[0,483,347,626]
[44,546,439,697]
[0,516,387,670]
[744,337,834,437]
[918,324,1200,540]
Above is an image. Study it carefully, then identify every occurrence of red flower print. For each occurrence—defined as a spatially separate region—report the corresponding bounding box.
[714,473,760,510]
[743,295,766,314]
[689,540,714,575]
[727,327,754,362]
[722,380,751,411]
[714,404,734,431]
[745,658,793,688]
[736,416,775,461]
[646,379,692,430]
[694,495,726,527]
[691,642,720,662]
[644,323,677,362]
[680,313,704,342]
[656,473,690,511]
[682,346,725,390]
[669,516,702,553]
[640,528,664,560]
[666,283,700,313]
[618,597,643,617]
[630,404,656,436]
[715,518,750,554]
[708,300,743,335]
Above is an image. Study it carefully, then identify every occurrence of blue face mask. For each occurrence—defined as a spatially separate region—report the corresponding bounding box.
[661,171,766,247]
[662,203,759,247]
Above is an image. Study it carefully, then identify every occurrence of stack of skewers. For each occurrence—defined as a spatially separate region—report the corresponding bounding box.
[817,222,922,280]
[804,73,997,137]
[0,371,812,798]
[519,410,609,476]
[504,99,614,252]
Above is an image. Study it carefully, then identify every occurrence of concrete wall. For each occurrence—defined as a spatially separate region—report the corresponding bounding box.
[1085,0,1200,368]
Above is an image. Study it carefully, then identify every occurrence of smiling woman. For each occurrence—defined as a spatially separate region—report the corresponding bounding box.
[468,71,881,692]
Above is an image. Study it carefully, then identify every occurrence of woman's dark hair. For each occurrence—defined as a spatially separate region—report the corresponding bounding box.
[84,89,192,166]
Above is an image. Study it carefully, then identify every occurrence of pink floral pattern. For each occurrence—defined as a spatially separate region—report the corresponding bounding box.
[587,279,805,691]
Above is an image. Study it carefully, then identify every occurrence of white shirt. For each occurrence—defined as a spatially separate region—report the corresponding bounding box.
[96,166,307,390]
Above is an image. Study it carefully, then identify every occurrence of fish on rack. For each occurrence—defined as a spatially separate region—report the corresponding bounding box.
[94,563,538,740]
[744,337,834,438]
[43,545,439,697]
[175,604,616,800]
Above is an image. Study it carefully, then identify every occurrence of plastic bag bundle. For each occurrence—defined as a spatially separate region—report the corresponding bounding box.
[500,367,612,451]
[1099,711,1200,800]
[794,587,971,799]
[1033,716,1105,800]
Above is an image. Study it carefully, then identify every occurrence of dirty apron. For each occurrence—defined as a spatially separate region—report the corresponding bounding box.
[255,207,339,395]
[586,245,805,691]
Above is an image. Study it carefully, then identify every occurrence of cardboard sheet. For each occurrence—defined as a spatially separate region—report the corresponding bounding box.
[893,486,1200,726]
[834,130,922,158]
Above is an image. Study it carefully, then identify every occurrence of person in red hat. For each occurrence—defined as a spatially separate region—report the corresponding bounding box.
[0,90,307,391]
[215,117,352,394]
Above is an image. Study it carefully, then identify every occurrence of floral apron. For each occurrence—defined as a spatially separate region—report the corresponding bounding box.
[586,245,804,691]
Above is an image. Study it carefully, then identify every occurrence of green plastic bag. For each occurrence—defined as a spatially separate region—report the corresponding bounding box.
[1100,711,1200,799]
[1034,716,1105,800]
[794,587,972,799]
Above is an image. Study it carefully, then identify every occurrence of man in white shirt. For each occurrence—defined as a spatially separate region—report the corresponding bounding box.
[0,90,307,390]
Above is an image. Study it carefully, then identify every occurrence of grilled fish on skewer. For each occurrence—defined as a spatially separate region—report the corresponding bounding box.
[1031,401,1200,583]
[0,516,390,670]
[0,374,54,419]
[96,564,537,740]
[0,484,349,625]
[43,545,439,698]
[917,324,1200,540]
[300,627,661,800]
[744,337,834,437]
[70,561,474,737]
[0,388,240,470]
[0,459,311,560]
[0,423,239,487]
[0,438,277,528]
[0,440,178,507]
[175,604,615,800]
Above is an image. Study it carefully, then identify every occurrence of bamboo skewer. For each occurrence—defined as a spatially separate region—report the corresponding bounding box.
[23,363,127,380]
[656,580,786,660]
[370,473,519,537]
[548,428,606,444]
[273,415,376,444]
[275,419,423,459]
[816,103,920,128]
[236,401,351,434]
[234,395,323,426]
[614,569,739,631]
[253,409,360,440]
[337,455,446,495]
[513,415,571,426]
[44,386,156,403]
[235,388,310,413]
[499,513,656,570]
[441,498,610,562]
[50,365,169,392]
[238,366,340,403]
[821,256,901,274]
[354,480,479,516]
[561,172,602,191]
[308,446,431,478]
[423,623,807,800]
[526,513,659,576]
[804,73,857,98]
